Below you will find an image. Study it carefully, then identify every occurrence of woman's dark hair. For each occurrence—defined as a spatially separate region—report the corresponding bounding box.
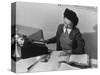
[64,8,79,28]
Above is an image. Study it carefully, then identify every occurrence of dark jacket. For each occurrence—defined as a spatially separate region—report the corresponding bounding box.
[47,24,85,54]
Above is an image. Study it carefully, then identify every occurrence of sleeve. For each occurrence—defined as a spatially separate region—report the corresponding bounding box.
[47,36,56,44]
[47,24,61,44]
[72,29,85,54]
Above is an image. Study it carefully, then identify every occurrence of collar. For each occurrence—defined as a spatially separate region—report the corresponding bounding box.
[63,25,72,34]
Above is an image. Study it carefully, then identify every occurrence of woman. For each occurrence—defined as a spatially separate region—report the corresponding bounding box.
[44,8,85,54]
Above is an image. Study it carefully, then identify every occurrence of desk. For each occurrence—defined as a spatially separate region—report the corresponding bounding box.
[16,51,80,73]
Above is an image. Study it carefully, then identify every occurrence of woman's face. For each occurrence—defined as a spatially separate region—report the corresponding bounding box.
[63,18,73,29]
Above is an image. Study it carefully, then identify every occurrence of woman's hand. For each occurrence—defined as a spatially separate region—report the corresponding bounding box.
[59,51,66,56]
[43,40,49,44]
[59,50,72,56]
[67,50,72,54]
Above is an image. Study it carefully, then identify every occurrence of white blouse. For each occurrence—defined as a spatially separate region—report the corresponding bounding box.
[63,26,72,35]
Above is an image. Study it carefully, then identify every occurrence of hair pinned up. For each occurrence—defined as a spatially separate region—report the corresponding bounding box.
[64,8,79,28]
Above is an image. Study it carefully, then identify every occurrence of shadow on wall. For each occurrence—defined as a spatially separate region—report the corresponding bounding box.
[16,25,44,41]
[82,25,97,59]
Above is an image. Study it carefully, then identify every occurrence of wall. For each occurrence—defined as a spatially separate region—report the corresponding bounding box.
[16,2,97,39]
[16,2,59,39]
